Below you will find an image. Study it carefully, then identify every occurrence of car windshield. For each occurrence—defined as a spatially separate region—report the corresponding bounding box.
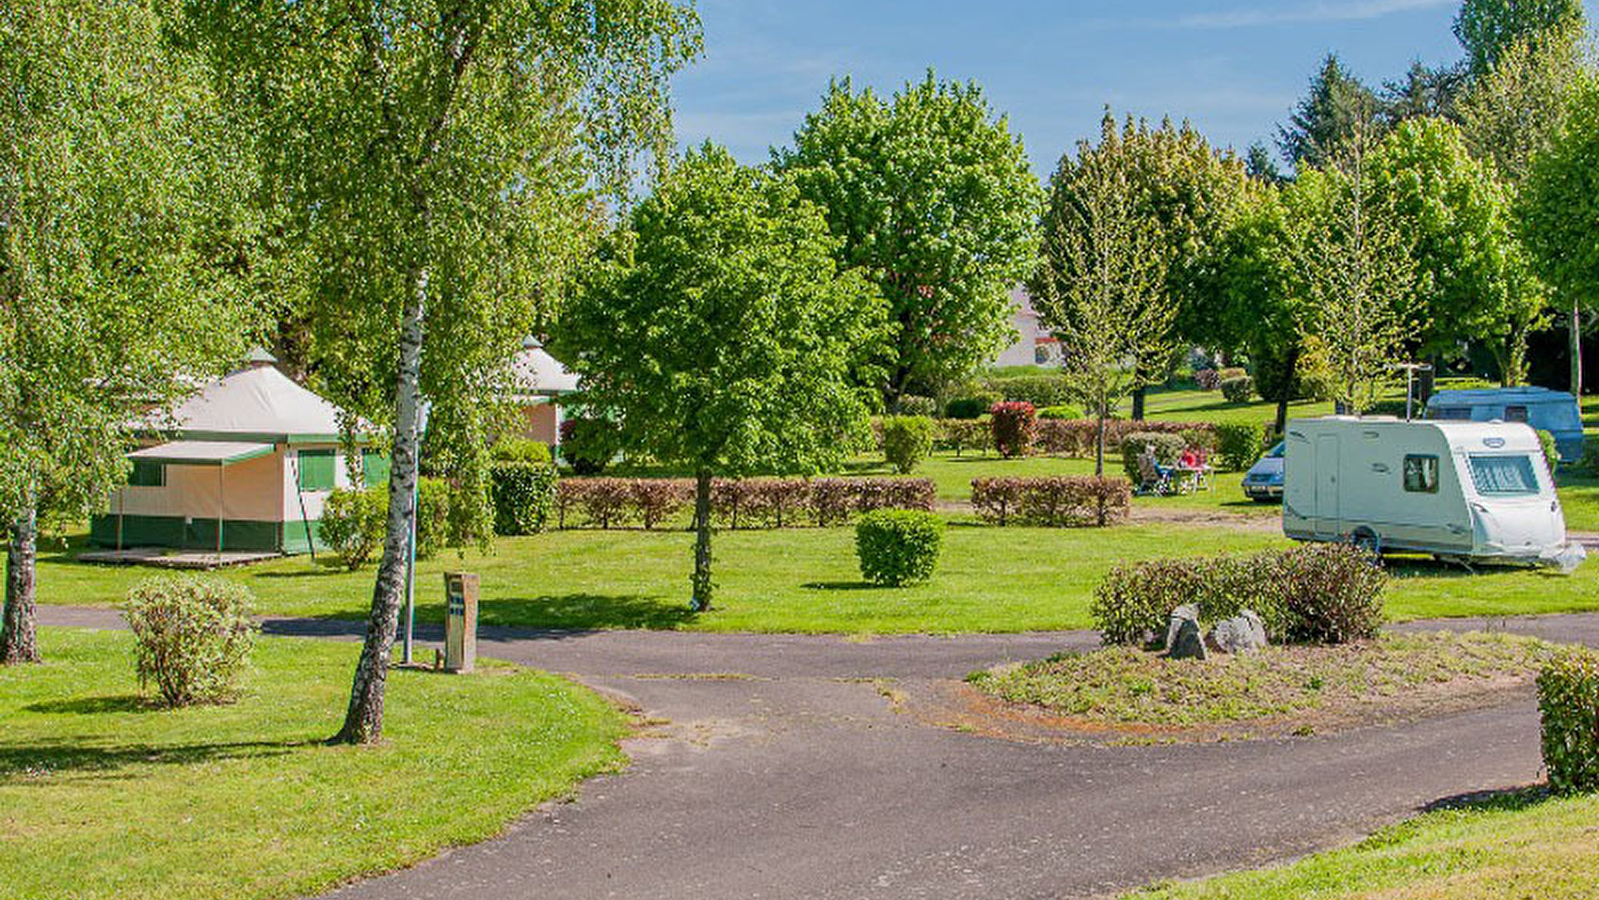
[1466,455,1541,496]
[1265,442,1284,459]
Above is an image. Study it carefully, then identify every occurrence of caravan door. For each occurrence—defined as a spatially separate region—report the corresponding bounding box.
[1315,433,1340,537]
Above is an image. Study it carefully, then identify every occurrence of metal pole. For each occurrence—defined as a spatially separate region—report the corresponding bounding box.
[402,401,431,667]
[217,465,225,561]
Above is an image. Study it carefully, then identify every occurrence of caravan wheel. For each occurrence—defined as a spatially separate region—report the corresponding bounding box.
[1350,528,1383,565]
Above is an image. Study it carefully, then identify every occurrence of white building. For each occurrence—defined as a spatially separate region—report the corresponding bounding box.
[993,286,1061,368]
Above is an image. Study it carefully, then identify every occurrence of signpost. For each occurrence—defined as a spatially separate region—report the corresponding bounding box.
[443,571,479,674]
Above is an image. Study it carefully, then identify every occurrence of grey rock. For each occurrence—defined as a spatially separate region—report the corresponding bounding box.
[1165,606,1207,660]
[1210,609,1268,655]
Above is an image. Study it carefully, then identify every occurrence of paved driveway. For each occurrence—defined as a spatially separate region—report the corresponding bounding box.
[39,607,1597,900]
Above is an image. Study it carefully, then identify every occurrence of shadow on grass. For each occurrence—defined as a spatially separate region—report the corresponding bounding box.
[255,558,354,578]
[802,580,898,591]
[1384,555,1570,581]
[0,737,302,782]
[1418,784,1550,816]
[24,695,160,715]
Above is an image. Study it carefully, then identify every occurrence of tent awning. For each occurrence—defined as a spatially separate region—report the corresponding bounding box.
[129,441,275,467]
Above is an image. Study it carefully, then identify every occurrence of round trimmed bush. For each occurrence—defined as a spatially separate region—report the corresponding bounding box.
[123,576,259,707]
[1219,375,1255,403]
[882,415,937,473]
[855,509,943,586]
[320,486,387,570]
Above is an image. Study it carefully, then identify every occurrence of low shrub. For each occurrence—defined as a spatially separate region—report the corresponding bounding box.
[1118,432,1187,482]
[945,393,1000,419]
[1537,430,1560,472]
[983,373,1074,408]
[1214,422,1269,472]
[320,487,387,570]
[1179,427,1218,456]
[1539,648,1599,794]
[123,576,258,707]
[1037,404,1085,420]
[882,416,937,474]
[1194,368,1221,391]
[990,401,1037,458]
[414,476,452,559]
[492,461,558,536]
[1219,375,1255,403]
[1030,418,1215,459]
[1092,543,1386,647]
[970,476,1131,527]
[631,479,690,530]
[855,509,943,586]
[492,437,553,466]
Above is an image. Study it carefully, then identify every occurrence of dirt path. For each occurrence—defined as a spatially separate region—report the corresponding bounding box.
[36,607,1597,900]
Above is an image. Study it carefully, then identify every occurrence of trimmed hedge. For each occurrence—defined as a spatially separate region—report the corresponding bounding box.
[1219,375,1254,403]
[1118,432,1187,482]
[1539,648,1599,794]
[882,415,937,473]
[990,401,1037,458]
[1032,419,1215,458]
[491,460,558,535]
[1579,435,1599,476]
[983,374,1074,408]
[555,476,937,529]
[970,476,1130,527]
[1092,543,1387,647]
[1037,404,1085,420]
[1214,421,1270,471]
[855,509,943,586]
[938,417,991,456]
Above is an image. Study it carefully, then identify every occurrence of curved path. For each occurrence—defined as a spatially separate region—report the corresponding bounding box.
[39,607,1599,900]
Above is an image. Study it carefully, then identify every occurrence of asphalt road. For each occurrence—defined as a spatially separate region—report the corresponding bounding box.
[38,606,1599,900]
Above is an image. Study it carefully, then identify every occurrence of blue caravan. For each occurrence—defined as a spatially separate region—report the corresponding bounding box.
[1425,387,1585,462]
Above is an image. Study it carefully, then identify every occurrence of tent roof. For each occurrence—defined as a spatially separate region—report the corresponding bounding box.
[510,343,579,396]
[148,365,356,444]
[129,441,276,466]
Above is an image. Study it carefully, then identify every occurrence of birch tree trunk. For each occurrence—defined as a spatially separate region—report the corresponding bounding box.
[1,497,40,665]
[690,468,713,612]
[1572,301,1584,397]
[333,266,427,744]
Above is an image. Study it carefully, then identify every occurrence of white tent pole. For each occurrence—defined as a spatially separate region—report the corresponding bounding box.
[216,464,224,561]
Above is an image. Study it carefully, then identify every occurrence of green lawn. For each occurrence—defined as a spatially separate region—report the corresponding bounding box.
[22,522,1599,634]
[1131,788,1598,899]
[0,628,624,900]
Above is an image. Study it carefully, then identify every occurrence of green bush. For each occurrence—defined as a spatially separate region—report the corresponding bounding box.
[320,487,387,570]
[941,417,991,456]
[1579,435,1599,477]
[123,576,258,707]
[855,509,943,586]
[1092,544,1385,647]
[1118,432,1186,482]
[1538,648,1599,794]
[414,476,452,559]
[492,461,558,535]
[892,394,939,417]
[1219,375,1254,403]
[559,416,613,475]
[983,373,1074,408]
[1037,404,1085,420]
[881,415,937,474]
[1537,430,1560,472]
[945,393,1000,419]
[492,437,553,466]
[1214,422,1269,472]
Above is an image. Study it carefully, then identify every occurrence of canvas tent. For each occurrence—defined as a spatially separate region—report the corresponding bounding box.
[90,353,380,555]
[509,336,578,445]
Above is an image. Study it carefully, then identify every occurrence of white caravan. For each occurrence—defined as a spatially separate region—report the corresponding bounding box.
[1282,416,1583,567]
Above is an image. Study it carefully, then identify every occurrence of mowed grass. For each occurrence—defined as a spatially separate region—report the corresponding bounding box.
[1131,788,1599,900]
[0,628,625,900]
[21,522,1599,634]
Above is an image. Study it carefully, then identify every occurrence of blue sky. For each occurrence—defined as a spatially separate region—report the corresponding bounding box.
[670,0,1595,177]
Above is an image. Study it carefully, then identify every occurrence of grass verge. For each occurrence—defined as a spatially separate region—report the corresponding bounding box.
[1130,788,1599,899]
[0,628,625,900]
[968,631,1551,730]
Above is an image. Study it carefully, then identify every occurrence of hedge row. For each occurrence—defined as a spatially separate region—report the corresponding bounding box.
[970,476,1131,527]
[1032,418,1214,458]
[1092,543,1387,647]
[555,476,937,529]
[1539,648,1599,794]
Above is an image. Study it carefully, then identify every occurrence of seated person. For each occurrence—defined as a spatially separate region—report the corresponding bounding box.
[1178,446,1202,469]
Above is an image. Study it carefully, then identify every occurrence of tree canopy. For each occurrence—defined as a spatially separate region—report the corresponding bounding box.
[182,0,700,743]
[1278,54,1384,170]
[554,144,883,609]
[1454,0,1586,76]
[774,73,1042,406]
[0,0,259,664]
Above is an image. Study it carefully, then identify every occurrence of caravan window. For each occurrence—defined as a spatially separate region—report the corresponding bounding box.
[1504,405,1529,423]
[1467,455,1540,495]
[1433,407,1471,420]
[1403,455,1439,493]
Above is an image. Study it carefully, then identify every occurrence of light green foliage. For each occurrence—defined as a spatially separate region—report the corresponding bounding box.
[123,576,258,707]
[1539,646,1599,794]
[1458,30,1589,184]
[1522,72,1599,329]
[1219,375,1254,403]
[1455,0,1586,76]
[881,416,937,474]
[0,2,256,539]
[320,488,388,570]
[1369,117,1545,383]
[1214,422,1271,472]
[1030,114,1178,474]
[775,73,1042,405]
[855,509,944,586]
[554,144,884,607]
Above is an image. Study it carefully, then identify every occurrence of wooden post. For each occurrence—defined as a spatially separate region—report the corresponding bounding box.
[443,572,478,674]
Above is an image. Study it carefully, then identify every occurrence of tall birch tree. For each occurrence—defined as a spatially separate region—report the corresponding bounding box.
[183,0,700,743]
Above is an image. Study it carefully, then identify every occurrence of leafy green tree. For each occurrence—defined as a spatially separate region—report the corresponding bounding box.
[1380,61,1468,127]
[1030,118,1176,475]
[0,1,257,665]
[1455,0,1585,76]
[1369,118,1545,384]
[1278,54,1385,170]
[1521,71,1599,396]
[553,145,883,611]
[774,73,1042,407]
[1291,130,1420,414]
[183,0,700,743]
[1458,29,1588,182]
